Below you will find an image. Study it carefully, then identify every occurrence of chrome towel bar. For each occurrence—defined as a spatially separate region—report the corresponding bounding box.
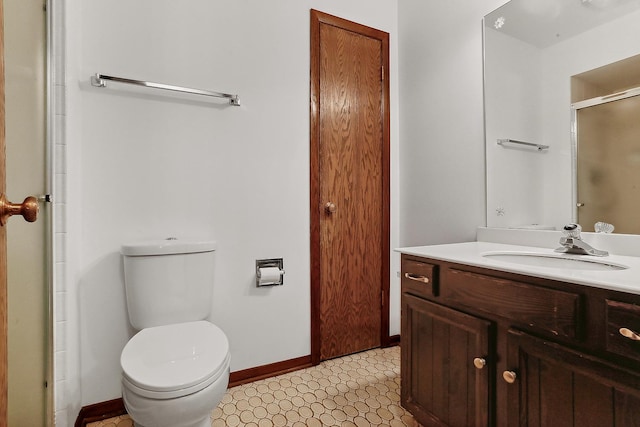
[90,73,240,106]
[497,139,549,151]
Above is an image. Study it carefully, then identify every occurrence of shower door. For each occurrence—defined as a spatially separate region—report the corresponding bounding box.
[1,0,49,425]
[575,93,640,234]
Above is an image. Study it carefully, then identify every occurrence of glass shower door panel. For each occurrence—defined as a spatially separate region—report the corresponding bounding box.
[576,95,640,234]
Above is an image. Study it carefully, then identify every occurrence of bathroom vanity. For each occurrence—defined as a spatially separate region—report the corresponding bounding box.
[398,241,640,427]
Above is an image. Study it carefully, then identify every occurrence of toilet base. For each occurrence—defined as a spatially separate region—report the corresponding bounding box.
[123,365,229,427]
[133,418,211,427]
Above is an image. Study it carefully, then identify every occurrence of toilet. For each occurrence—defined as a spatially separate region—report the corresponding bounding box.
[120,239,230,427]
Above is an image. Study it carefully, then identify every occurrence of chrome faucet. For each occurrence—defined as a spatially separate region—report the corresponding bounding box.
[554,223,608,257]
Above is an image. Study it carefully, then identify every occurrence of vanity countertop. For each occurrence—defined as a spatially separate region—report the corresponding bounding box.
[396,241,640,295]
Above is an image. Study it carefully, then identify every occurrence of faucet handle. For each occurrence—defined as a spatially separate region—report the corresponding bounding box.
[562,223,582,239]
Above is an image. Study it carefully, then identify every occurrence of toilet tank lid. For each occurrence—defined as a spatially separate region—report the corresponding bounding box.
[121,239,217,256]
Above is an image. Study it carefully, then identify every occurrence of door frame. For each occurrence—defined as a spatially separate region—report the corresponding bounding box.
[309,9,391,365]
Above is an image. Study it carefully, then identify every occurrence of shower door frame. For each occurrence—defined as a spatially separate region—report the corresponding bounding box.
[571,86,640,228]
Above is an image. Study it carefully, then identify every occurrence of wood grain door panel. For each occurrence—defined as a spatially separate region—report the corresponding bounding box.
[318,19,382,359]
[310,10,390,362]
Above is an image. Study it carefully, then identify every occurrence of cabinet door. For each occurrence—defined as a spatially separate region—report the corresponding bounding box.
[401,293,493,427]
[505,329,640,427]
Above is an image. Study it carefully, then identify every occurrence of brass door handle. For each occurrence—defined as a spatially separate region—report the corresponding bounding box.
[404,273,429,284]
[503,370,517,384]
[473,357,486,370]
[0,194,39,226]
[619,327,640,341]
[324,202,336,214]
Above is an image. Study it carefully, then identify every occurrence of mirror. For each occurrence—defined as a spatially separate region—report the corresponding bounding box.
[483,0,640,233]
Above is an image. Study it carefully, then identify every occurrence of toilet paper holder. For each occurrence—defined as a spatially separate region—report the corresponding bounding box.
[256,258,285,287]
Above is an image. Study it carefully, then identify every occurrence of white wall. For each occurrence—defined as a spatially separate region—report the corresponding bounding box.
[62,0,399,415]
[398,0,506,247]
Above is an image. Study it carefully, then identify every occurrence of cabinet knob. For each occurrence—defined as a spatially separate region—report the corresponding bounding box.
[502,370,517,384]
[619,327,640,341]
[473,357,486,370]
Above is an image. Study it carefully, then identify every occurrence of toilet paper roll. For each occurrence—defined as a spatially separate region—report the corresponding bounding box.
[257,266,283,286]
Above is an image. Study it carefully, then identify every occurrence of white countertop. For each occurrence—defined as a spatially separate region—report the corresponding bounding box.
[396,241,640,295]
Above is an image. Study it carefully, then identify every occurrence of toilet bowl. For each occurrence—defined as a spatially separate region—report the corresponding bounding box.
[121,321,230,427]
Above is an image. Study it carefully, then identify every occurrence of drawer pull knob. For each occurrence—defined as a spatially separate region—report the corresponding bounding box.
[473,357,486,370]
[404,273,429,284]
[619,327,640,341]
[503,370,517,384]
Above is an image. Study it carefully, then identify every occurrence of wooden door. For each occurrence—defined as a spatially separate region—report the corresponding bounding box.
[506,329,640,427]
[401,294,493,427]
[1,2,45,424]
[310,10,390,362]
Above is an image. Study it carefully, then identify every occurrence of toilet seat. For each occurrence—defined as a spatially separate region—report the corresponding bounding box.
[121,321,230,399]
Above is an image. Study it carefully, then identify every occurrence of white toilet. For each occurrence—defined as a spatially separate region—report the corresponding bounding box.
[120,239,230,427]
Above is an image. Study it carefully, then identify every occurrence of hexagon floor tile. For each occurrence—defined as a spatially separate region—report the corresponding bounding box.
[88,346,418,427]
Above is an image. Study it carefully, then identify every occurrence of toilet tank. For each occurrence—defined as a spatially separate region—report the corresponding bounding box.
[121,239,217,330]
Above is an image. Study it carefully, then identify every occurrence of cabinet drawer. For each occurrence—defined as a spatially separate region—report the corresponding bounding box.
[444,268,582,340]
[606,299,640,362]
[401,257,439,298]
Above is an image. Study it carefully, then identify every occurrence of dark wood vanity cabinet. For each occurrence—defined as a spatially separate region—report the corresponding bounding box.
[505,329,640,427]
[400,254,640,427]
[401,294,492,427]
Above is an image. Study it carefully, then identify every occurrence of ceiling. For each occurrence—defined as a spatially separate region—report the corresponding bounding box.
[485,0,640,48]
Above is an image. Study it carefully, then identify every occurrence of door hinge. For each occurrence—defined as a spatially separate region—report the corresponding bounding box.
[381,66,384,81]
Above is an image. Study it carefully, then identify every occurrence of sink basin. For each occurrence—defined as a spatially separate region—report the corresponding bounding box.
[482,251,629,271]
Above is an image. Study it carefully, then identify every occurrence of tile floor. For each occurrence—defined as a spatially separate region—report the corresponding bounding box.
[88,346,418,427]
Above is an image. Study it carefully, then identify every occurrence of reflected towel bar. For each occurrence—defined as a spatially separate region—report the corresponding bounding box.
[90,73,240,106]
[497,139,549,151]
